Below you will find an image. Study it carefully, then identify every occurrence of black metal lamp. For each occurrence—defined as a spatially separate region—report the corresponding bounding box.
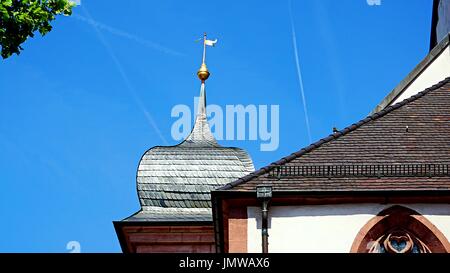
[256,185,272,253]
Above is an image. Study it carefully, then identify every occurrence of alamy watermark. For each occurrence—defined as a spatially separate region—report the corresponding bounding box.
[171,97,279,151]
[367,0,381,6]
[66,241,81,253]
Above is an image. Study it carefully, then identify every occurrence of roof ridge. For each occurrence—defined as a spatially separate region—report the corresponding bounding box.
[371,33,450,114]
[217,77,450,190]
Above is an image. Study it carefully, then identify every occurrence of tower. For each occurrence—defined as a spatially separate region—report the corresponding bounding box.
[114,34,254,253]
[430,0,450,50]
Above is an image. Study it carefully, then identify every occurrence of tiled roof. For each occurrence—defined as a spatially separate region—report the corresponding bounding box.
[137,145,254,207]
[125,83,254,222]
[218,77,450,192]
[123,207,212,222]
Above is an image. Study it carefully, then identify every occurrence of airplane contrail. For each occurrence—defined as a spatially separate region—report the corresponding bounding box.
[72,13,185,57]
[288,0,312,143]
[80,7,168,145]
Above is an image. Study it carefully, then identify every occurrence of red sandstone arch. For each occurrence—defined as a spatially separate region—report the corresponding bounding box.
[350,205,450,253]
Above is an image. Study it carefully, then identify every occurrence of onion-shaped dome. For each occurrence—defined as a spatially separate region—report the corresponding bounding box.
[127,83,254,222]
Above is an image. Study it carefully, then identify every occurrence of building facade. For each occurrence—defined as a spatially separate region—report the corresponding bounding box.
[115,3,450,253]
[212,77,450,253]
[210,4,450,253]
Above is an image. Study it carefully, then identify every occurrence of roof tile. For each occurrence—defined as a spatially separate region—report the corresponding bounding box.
[217,77,450,192]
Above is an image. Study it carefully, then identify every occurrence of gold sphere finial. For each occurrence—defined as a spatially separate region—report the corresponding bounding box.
[197,63,210,81]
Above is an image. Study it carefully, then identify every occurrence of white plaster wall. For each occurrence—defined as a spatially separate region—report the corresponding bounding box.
[247,203,450,253]
[392,45,450,104]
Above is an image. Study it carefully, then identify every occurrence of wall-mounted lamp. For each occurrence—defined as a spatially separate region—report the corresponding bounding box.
[256,185,272,253]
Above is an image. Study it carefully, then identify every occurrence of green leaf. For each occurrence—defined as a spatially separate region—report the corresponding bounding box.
[1,0,74,59]
[3,0,13,7]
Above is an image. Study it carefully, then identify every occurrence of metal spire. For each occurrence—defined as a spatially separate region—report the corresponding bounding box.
[184,33,218,146]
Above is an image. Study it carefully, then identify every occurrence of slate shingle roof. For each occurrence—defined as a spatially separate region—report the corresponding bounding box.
[218,77,450,192]
[123,207,212,222]
[125,83,254,222]
[137,145,254,208]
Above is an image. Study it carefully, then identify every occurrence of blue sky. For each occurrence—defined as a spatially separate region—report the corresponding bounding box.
[0,0,433,252]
